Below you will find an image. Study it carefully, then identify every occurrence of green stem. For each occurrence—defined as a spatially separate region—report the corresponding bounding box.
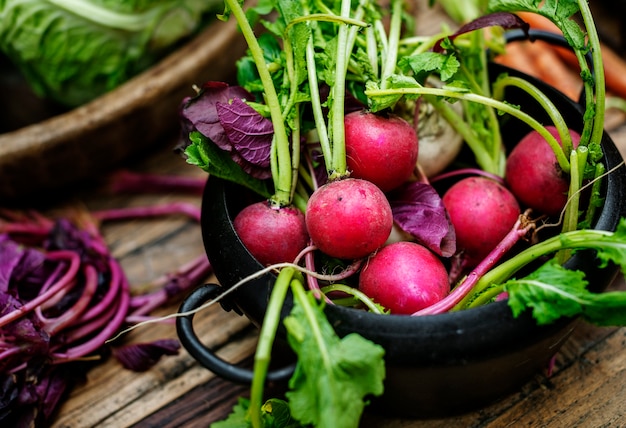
[291,279,334,373]
[290,104,302,203]
[366,25,379,79]
[456,54,505,175]
[380,0,403,90]
[584,162,606,226]
[224,0,292,206]
[463,285,505,309]
[328,0,353,179]
[557,148,585,263]
[492,75,572,172]
[287,13,369,29]
[464,229,616,304]
[248,267,297,428]
[577,0,606,149]
[302,14,332,174]
[366,86,565,165]
[320,283,385,314]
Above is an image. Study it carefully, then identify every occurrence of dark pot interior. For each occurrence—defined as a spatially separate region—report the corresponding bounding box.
[178,62,626,418]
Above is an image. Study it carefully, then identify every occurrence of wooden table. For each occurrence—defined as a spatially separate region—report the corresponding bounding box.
[32,2,626,426]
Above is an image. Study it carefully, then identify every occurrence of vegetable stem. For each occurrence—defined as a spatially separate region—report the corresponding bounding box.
[492,74,572,172]
[414,215,533,315]
[248,267,298,427]
[466,228,620,304]
[223,0,292,206]
[380,0,403,90]
[328,0,354,179]
[577,0,606,149]
[366,85,565,156]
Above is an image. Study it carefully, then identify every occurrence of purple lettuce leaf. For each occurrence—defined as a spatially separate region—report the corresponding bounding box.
[217,98,273,168]
[179,82,273,179]
[388,181,456,257]
[0,235,25,293]
[0,294,50,373]
[179,82,256,151]
[112,339,180,372]
[433,12,529,53]
[1,365,77,427]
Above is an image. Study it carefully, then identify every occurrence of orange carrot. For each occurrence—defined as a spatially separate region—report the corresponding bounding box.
[495,38,583,100]
[517,11,626,100]
[494,40,538,76]
[526,40,583,100]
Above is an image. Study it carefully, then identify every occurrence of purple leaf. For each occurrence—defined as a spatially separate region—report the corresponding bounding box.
[433,12,529,53]
[113,339,180,372]
[388,182,456,257]
[179,82,255,151]
[0,235,25,293]
[217,98,273,168]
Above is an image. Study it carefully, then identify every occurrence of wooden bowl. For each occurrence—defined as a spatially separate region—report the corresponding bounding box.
[0,18,245,204]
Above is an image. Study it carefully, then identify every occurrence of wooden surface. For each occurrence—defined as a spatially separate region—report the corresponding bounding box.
[32,2,626,426]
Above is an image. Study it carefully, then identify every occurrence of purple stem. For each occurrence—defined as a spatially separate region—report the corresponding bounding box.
[51,263,131,361]
[429,168,505,185]
[0,251,81,328]
[44,264,99,335]
[128,255,212,317]
[107,170,206,196]
[412,216,533,316]
[304,247,324,300]
[91,202,202,223]
[62,295,119,344]
[73,258,123,325]
[34,263,70,311]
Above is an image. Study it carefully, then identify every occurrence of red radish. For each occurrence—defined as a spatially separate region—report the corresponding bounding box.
[359,241,450,314]
[505,125,580,216]
[234,201,308,266]
[305,178,393,260]
[344,110,419,192]
[442,176,520,267]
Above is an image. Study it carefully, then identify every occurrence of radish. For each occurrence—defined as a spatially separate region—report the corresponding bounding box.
[234,201,309,266]
[358,241,450,314]
[442,176,520,267]
[505,125,580,217]
[344,111,419,192]
[305,178,393,260]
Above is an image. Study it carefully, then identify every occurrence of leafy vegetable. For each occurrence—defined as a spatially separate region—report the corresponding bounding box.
[232,267,385,428]
[0,0,221,106]
[284,290,385,427]
[459,218,626,315]
[0,182,211,426]
[505,262,626,326]
[185,132,272,198]
[212,397,303,428]
[388,181,456,257]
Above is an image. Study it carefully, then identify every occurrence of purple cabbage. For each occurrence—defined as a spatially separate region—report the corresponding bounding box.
[0,185,212,426]
[388,181,456,257]
[179,81,273,179]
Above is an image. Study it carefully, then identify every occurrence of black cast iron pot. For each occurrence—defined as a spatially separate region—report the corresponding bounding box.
[177,57,626,417]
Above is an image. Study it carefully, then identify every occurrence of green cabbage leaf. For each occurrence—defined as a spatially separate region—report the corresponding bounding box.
[0,0,220,106]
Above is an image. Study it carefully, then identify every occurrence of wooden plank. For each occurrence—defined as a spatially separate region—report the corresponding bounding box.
[51,303,255,428]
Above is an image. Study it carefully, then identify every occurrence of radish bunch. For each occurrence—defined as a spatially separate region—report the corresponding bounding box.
[183,0,611,319]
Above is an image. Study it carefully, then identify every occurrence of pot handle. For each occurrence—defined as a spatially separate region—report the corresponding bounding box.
[176,283,296,384]
[503,28,594,108]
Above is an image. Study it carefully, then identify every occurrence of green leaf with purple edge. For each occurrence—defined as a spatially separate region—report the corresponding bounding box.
[185,132,272,199]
